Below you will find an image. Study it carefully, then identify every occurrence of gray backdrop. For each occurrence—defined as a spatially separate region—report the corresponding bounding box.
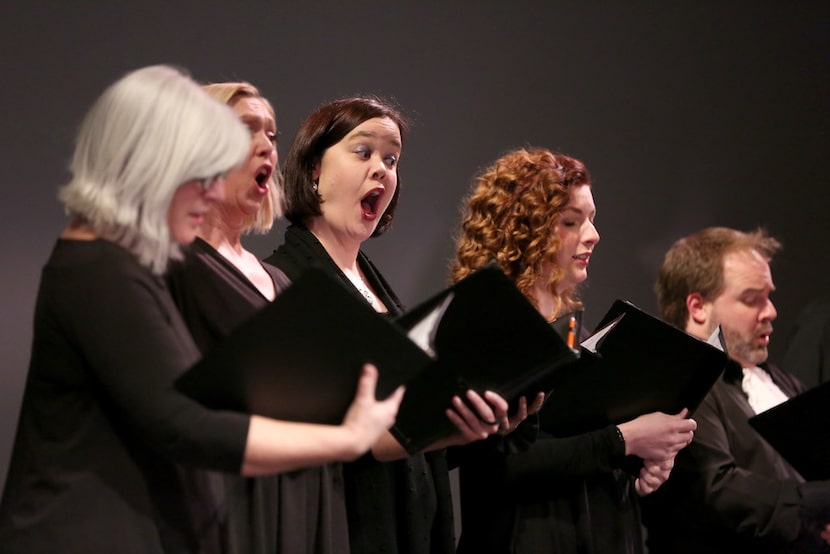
[2,1,828,504]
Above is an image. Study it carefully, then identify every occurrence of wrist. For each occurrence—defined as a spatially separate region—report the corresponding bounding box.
[339,423,372,461]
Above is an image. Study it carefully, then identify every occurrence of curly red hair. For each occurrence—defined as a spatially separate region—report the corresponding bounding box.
[451,147,591,319]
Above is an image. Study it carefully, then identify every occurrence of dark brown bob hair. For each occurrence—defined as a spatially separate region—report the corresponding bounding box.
[281,96,409,237]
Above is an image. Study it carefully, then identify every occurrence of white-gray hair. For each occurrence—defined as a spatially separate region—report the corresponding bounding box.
[59,64,250,274]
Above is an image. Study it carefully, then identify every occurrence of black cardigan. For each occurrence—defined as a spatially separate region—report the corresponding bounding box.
[265,225,456,554]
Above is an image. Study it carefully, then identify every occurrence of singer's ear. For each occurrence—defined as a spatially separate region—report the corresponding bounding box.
[687,293,710,326]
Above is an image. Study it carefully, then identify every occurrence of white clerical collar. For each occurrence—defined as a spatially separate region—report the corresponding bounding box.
[741,366,789,414]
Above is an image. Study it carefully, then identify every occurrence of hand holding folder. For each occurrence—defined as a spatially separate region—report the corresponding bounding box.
[539,299,732,437]
[176,262,579,455]
[175,267,432,426]
[391,262,579,454]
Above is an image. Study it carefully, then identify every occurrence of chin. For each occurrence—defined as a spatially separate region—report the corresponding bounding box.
[171,227,197,245]
[752,350,769,366]
[567,273,588,289]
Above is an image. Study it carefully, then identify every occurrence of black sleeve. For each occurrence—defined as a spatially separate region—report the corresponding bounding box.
[60,258,249,473]
[446,413,541,470]
[502,425,626,489]
[674,388,806,544]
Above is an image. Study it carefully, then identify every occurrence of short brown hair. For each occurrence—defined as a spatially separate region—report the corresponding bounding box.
[656,227,782,328]
[281,96,409,237]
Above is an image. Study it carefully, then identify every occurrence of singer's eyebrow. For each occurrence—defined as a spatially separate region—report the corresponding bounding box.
[349,130,402,149]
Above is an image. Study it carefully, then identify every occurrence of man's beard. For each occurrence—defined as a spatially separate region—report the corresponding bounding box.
[722,325,770,368]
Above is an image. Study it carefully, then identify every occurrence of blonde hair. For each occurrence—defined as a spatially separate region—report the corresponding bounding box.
[59,65,249,274]
[202,81,283,233]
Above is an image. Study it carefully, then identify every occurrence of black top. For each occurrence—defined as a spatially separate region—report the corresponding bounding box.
[0,239,249,554]
[642,362,830,554]
[265,225,456,554]
[168,237,350,554]
[452,319,644,554]
[454,417,643,554]
[168,237,292,353]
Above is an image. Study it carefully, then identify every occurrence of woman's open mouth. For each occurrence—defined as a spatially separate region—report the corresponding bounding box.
[361,189,382,220]
[254,165,272,192]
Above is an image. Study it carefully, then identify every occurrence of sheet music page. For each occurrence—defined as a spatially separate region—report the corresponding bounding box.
[581,313,625,353]
[705,326,727,351]
[406,292,454,358]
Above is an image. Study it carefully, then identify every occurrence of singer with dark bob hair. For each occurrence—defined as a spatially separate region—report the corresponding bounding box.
[266,96,517,554]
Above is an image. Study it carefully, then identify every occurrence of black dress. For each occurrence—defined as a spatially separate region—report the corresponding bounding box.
[0,239,249,554]
[449,315,645,554]
[265,224,456,554]
[167,237,350,554]
[454,418,644,554]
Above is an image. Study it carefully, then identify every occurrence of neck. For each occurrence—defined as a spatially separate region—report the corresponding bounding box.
[685,320,716,343]
[737,357,759,370]
[201,209,245,254]
[307,219,362,274]
[61,218,99,241]
[305,220,386,311]
[201,211,277,301]
[533,282,561,322]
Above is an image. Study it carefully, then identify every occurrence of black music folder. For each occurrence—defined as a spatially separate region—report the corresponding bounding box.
[539,299,732,437]
[390,262,579,454]
[175,267,432,425]
[748,380,830,481]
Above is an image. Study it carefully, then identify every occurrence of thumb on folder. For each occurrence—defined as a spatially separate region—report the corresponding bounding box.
[617,408,697,461]
[341,364,405,455]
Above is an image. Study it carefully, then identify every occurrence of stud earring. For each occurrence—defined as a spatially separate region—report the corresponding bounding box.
[312,179,319,192]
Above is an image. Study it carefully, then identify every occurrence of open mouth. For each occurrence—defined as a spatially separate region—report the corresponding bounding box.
[572,252,591,262]
[361,189,382,219]
[189,211,206,224]
[254,166,272,191]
